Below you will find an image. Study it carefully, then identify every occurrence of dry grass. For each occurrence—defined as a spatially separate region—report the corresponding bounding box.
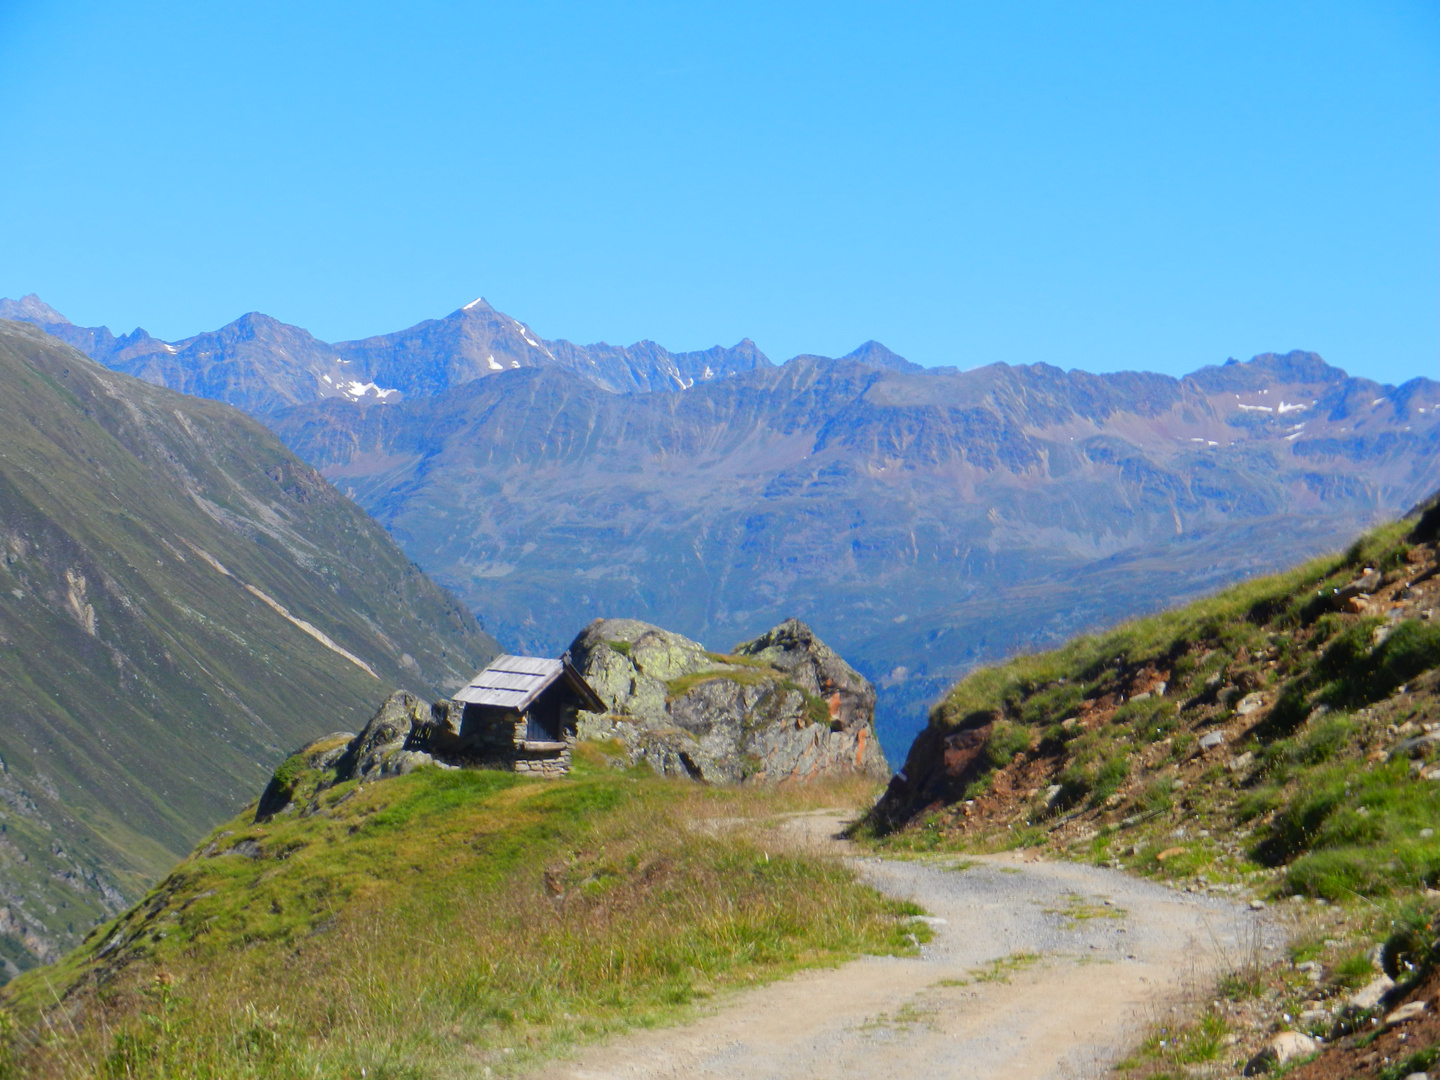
[2,765,913,1079]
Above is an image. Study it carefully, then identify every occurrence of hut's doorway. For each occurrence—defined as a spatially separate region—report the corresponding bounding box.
[525,689,565,744]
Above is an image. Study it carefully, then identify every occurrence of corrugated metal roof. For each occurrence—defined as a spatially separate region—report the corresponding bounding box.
[453,655,564,711]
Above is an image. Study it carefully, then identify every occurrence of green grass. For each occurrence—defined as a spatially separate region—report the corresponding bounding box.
[1331,949,1375,988]
[664,660,833,728]
[970,951,1041,983]
[1042,893,1125,926]
[1119,1009,1230,1075]
[665,664,784,698]
[1,765,918,1079]
[924,535,1369,735]
[984,720,1033,768]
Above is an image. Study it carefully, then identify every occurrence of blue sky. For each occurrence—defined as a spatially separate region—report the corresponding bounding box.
[1,1,1435,384]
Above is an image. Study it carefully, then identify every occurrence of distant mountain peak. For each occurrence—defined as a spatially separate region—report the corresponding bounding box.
[841,340,920,372]
[0,294,70,326]
[784,340,920,373]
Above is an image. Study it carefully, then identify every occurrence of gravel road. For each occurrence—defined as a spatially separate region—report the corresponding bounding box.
[530,812,1280,1080]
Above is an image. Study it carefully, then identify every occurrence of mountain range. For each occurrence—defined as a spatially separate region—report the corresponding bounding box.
[5,295,1436,763]
[0,319,498,977]
[0,293,774,412]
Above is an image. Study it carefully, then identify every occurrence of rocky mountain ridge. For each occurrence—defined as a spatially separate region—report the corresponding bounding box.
[0,320,498,979]
[272,348,1438,760]
[0,294,785,413]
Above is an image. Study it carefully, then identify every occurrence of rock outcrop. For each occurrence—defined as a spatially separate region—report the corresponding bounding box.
[568,617,888,784]
[254,693,456,820]
[254,618,887,821]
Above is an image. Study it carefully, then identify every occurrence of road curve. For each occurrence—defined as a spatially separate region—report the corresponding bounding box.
[528,812,1277,1080]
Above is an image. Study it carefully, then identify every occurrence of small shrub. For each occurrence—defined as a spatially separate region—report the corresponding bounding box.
[1219,966,1264,1000]
[1381,898,1440,979]
[1038,722,1083,753]
[1019,683,1083,727]
[1363,620,1440,703]
[1295,715,1355,765]
[1138,777,1175,815]
[1089,755,1129,806]
[1235,785,1283,823]
[1112,696,1172,732]
[984,721,1032,768]
[1332,950,1374,989]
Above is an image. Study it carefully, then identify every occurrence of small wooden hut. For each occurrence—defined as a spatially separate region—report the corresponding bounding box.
[450,654,604,776]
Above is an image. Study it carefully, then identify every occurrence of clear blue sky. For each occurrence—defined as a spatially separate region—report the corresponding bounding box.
[1,1,1435,384]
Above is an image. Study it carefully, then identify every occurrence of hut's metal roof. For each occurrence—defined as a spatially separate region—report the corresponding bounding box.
[453,654,604,713]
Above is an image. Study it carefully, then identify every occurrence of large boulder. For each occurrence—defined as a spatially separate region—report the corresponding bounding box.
[332,691,436,781]
[568,617,888,784]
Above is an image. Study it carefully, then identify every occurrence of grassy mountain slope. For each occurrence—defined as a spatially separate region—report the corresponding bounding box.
[0,320,498,978]
[0,751,911,1079]
[869,498,1440,888]
[863,497,1440,1077]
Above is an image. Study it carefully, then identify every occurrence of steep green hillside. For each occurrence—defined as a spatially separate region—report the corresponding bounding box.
[865,497,1440,1077]
[0,320,498,978]
[0,749,912,1079]
[869,498,1440,888]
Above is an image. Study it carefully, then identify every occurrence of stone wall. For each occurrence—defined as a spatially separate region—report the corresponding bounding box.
[511,746,571,777]
[455,704,574,777]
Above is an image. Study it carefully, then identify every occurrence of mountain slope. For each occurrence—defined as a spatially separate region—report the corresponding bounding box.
[0,743,911,1079]
[0,320,499,978]
[270,350,1438,759]
[9,294,1435,760]
[859,497,1440,1079]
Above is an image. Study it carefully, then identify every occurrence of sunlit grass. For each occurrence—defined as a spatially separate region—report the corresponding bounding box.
[1,765,913,1079]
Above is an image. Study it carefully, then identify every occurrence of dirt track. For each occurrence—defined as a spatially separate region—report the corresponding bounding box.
[530,812,1279,1080]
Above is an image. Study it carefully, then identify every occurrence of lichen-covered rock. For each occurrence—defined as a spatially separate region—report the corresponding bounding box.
[568,617,887,784]
[253,731,356,821]
[734,618,878,737]
[254,693,445,821]
[333,691,433,780]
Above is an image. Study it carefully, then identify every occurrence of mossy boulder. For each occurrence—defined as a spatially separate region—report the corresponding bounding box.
[568,617,888,784]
